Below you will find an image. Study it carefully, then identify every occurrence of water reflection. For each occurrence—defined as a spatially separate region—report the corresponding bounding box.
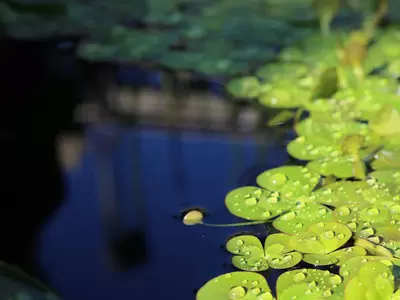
[43,94,290,299]
[0,38,291,299]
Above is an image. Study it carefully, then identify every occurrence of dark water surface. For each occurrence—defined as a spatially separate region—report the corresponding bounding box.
[38,126,289,299]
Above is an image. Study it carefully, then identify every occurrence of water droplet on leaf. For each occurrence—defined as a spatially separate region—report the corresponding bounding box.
[228,286,246,299]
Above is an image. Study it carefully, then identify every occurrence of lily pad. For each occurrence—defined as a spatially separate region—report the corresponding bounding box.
[289,222,352,254]
[226,234,302,271]
[226,76,261,99]
[196,272,274,300]
[256,166,320,198]
[258,82,312,109]
[273,203,335,234]
[225,186,295,221]
[344,261,394,300]
[276,268,343,299]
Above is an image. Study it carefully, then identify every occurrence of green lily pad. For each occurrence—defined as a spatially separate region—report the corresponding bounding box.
[287,135,339,161]
[354,238,394,258]
[196,272,274,300]
[295,117,371,139]
[277,269,343,299]
[370,105,400,137]
[225,186,295,221]
[258,82,312,109]
[290,222,352,254]
[256,166,320,198]
[226,76,261,99]
[371,150,400,170]
[267,110,296,126]
[307,155,366,179]
[370,170,400,184]
[256,62,309,82]
[274,203,334,234]
[226,234,302,271]
[302,244,368,267]
[330,246,368,266]
[339,256,400,284]
[311,67,338,100]
[302,253,338,266]
[344,261,394,300]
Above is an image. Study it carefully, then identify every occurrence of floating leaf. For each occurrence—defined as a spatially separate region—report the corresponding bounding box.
[370,105,400,137]
[258,82,312,109]
[226,234,302,271]
[290,222,352,254]
[256,166,320,198]
[196,272,274,300]
[277,269,343,299]
[311,67,338,100]
[274,204,334,234]
[225,186,295,221]
[226,76,261,99]
[267,110,296,126]
[344,261,394,300]
[302,253,338,266]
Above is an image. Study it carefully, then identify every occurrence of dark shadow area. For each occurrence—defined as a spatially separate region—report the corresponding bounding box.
[0,36,83,281]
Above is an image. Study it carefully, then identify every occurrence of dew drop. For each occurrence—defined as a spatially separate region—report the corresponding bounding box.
[293,272,306,282]
[360,227,375,237]
[318,208,327,215]
[347,222,357,230]
[308,281,317,288]
[337,233,345,239]
[283,255,293,263]
[295,223,304,229]
[272,258,281,264]
[253,189,263,197]
[322,290,332,297]
[330,275,342,285]
[228,286,246,299]
[281,211,297,221]
[250,288,261,295]
[323,231,335,239]
[337,206,351,216]
[267,196,278,204]
[342,270,349,276]
[368,236,380,244]
[252,281,259,286]
[236,240,244,247]
[268,173,287,186]
[367,207,380,216]
[262,211,271,218]
[245,197,258,206]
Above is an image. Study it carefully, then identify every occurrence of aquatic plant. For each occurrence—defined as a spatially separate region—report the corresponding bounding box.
[184,4,400,296]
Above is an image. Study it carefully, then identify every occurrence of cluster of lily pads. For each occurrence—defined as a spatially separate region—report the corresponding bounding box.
[183,11,400,300]
[76,0,398,77]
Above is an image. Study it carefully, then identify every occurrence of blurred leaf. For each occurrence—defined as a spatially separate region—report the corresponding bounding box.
[312,67,338,100]
[312,0,340,35]
[267,110,296,126]
[5,1,66,18]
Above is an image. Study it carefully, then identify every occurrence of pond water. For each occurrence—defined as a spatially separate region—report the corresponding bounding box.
[39,125,290,299]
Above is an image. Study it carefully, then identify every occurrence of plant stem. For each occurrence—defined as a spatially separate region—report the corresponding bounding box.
[201,220,267,227]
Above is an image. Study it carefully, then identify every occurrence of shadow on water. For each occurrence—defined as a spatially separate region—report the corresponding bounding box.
[0,36,84,282]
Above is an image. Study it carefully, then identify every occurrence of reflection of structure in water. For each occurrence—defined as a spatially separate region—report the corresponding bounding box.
[77,87,263,133]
